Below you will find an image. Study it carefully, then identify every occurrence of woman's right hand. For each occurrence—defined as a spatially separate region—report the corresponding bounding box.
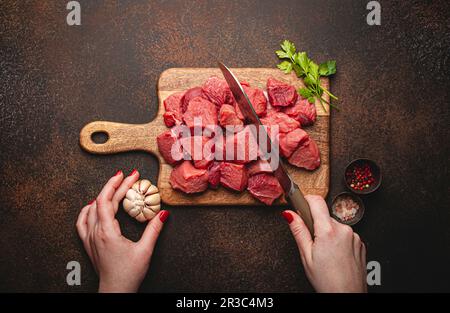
[282,195,367,293]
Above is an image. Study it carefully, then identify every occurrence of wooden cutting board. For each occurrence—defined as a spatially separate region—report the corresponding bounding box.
[79,68,329,206]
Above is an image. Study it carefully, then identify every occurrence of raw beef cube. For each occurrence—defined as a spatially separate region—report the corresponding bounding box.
[247,173,283,205]
[207,161,221,189]
[282,97,317,126]
[242,86,267,117]
[179,135,214,169]
[164,91,184,113]
[233,126,259,164]
[194,137,214,169]
[219,104,244,129]
[181,87,204,112]
[266,77,298,107]
[163,111,179,128]
[220,162,248,191]
[260,111,300,133]
[266,96,282,115]
[233,100,245,120]
[202,76,233,106]
[157,129,182,166]
[247,159,273,176]
[214,134,230,161]
[288,137,321,170]
[163,91,185,127]
[279,128,309,158]
[169,161,209,193]
[214,126,259,164]
[183,96,218,128]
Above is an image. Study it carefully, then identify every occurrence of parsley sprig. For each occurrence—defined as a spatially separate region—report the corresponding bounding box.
[276,40,338,110]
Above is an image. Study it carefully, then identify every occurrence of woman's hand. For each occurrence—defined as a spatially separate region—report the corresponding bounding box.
[76,170,169,293]
[282,195,367,293]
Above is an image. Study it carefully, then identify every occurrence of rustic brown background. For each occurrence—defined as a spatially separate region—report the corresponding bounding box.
[0,0,449,292]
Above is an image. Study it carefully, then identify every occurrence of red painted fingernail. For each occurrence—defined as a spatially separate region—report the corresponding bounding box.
[129,169,138,176]
[114,170,122,176]
[159,210,170,223]
[88,199,95,205]
[282,211,294,224]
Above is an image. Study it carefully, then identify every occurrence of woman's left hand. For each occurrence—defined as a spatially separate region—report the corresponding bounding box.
[76,170,169,292]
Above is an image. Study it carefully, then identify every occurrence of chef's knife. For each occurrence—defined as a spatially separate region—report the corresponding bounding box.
[218,62,314,235]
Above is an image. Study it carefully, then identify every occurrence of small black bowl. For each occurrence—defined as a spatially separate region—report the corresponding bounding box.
[344,158,381,195]
[331,192,365,226]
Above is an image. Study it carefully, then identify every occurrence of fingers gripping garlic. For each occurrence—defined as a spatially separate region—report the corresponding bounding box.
[123,179,161,222]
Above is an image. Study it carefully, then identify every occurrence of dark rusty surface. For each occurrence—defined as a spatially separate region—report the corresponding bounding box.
[0,0,449,292]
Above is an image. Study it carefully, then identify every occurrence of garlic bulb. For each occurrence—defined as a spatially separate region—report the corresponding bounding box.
[123,179,161,222]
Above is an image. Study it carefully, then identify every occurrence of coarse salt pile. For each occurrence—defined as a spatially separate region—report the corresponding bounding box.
[332,195,360,222]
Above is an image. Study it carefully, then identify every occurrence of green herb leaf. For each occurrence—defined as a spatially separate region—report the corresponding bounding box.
[307,97,315,104]
[308,61,319,81]
[297,52,309,73]
[298,87,313,99]
[292,52,301,66]
[319,60,336,76]
[277,61,293,74]
[304,76,314,87]
[292,63,303,77]
[275,50,290,59]
[280,40,296,57]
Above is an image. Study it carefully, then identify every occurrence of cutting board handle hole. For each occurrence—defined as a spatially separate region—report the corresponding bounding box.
[91,131,109,144]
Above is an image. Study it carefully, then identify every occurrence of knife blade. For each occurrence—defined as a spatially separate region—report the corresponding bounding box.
[218,62,314,235]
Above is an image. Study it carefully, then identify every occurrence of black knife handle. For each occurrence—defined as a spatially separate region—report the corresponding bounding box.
[287,183,314,236]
